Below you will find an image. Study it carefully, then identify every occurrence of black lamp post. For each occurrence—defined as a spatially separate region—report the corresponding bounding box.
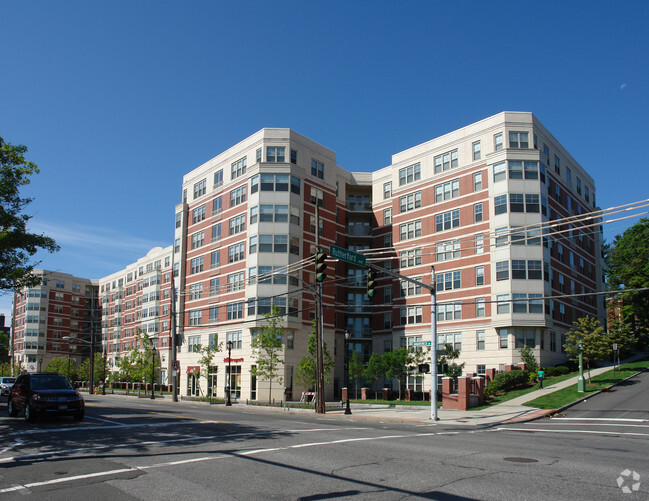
[102,346,107,395]
[226,340,232,406]
[150,341,156,400]
[344,329,352,415]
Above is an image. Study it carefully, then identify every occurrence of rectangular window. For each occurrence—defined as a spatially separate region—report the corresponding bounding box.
[524,161,538,180]
[508,160,523,179]
[510,193,524,212]
[211,250,220,269]
[193,179,206,199]
[213,197,222,214]
[513,293,527,313]
[311,159,324,179]
[191,231,205,249]
[494,194,508,215]
[476,298,485,318]
[526,194,540,213]
[189,311,202,326]
[472,141,481,161]
[383,182,392,199]
[434,180,459,203]
[498,329,508,348]
[496,261,509,281]
[400,191,422,212]
[493,162,506,182]
[227,303,244,321]
[436,270,461,291]
[433,150,458,174]
[475,234,484,254]
[227,272,245,292]
[310,187,324,207]
[509,131,529,149]
[400,248,422,268]
[400,220,422,240]
[189,284,203,301]
[497,295,510,315]
[435,210,460,232]
[436,240,460,261]
[229,215,246,235]
[528,260,542,280]
[476,266,484,286]
[399,163,421,185]
[476,331,485,350]
[230,186,247,207]
[383,208,392,225]
[554,155,561,174]
[474,203,483,223]
[494,133,503,151]
[192,205,206,224]
[226,330,242,349]
[400,306,423,325]
[290,148,297,164]
[214,169,223,187]
[473,172,482,191]
[267,147,285,163]
[190,257,204,274]
[228,243,245,263]
[231,157,247,179]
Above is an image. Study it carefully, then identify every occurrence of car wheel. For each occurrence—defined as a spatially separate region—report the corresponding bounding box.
[73,410,84,421]
[7,399,17,417]
[24,403,36,423]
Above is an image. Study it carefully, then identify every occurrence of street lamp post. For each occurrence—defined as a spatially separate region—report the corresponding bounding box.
[344,329,352,415]
[226,340,232,406]
[577,342,585,393]
[102,346,107,395]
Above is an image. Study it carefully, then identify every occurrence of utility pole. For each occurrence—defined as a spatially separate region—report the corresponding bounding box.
[89,291,96,395]
[430,266,438,421]
[171,272,178,402]
[314,205,325,414]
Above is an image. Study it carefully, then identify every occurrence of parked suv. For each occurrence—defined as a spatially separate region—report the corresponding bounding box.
[8,373,84,422]
[0,377,15,396]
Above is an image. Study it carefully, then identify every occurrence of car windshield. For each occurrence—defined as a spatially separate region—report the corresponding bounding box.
[30,377,73,390]
[1,378,15,384]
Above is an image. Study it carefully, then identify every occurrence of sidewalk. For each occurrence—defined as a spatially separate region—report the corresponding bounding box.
[322,359,646,426]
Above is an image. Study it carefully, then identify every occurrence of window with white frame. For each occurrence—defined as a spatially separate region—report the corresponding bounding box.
[214,169,223,187]
[193,179,206,199]
[476,298,485,317]
[433,150,458,173]
[494,133,503,151]
[476,331,485,350]
[399,220,422,240]
[230,186,246,208]
[229,214,246,235]
[311,159,324,179]
[400,306,423,325]
[509,131,529,149]
[400,278,422,297]
[228,243,245,263]
[474,203,483,223]
[227,272,245,292]
[266,147,285,163]
[231,157,247,179]
[475,234,484,254]
[472,141,481,160]
[189,284,203,300]
[310,187,324,207]
[493,161,506,182]
[399,163,421,185]
[400,191,422,212]
[437,303,462,321]
[227,303,243,321]
[400,248,422,268]
[190,257,203,274]
[473,171,482,191]
[192,205,206,224]
[191,231,205,249]
[384,182,392,199]
[435,210,460,232]
[189,310,202,326]
[435,180,459,203]
[226,330,242,349]
[383,208,392,225]
[476,266,484,286]
[436,270,461,291]
[496,294,510,314]
[436,240,460,261]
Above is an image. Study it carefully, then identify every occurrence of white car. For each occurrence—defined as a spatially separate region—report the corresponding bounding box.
[0,377,16,396]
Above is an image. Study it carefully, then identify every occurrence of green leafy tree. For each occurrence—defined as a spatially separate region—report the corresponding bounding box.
[0,137,59,291]
[0,332,9,364]
[438,343,465,380]
[251,305,285,402]
[363,352,385,399]
[607,218,649,345]
[79,352,107,386]
[409,346,430,393]
[45,356,77,379]
[115,349,140,383]
[519,345,539,382]
[347,350,364,399]
[563,316,609,382]
[196,337,222,397]
[382,347,411,400]
[137,331,159,389]
[295,320,334,393]
[606,319,637,360]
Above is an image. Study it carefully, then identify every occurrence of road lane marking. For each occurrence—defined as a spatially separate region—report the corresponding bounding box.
[493,427,649,437]
[85,416,125,425]
[3,420,217,436]
[551,417,648,423]
[0,428,484,494]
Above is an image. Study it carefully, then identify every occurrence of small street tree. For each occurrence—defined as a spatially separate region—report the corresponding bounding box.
[196,337,222,397]
[115,349,140,383]
[519,345,539,381]
[79,352,107,386]
[251,305,285,402]
[347,350,364,399]
[137,331,158,390]
[45,357,77,379]
[0,137,59,292]
[295,320,334,395]
[563,316,609,382]
[438,343,465,380]
[382,346,411,400]
[606,319,637,360]
[363,352,385,400]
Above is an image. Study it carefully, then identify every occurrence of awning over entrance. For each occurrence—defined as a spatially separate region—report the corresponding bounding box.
[186,366,200,374]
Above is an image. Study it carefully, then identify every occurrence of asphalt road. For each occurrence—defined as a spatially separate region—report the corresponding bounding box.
[0,373,647,500]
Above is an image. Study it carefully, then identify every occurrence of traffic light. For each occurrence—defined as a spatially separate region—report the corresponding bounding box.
[418,363,430,374]
[315,251,328,282]
[366,270,376,298]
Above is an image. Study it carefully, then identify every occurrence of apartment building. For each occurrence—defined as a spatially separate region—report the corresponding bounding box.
[99,246,174,384]
[371,112,603,393]
[12,271,99,373]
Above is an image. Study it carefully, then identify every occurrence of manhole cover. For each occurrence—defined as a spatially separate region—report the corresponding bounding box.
[504,457,538,463]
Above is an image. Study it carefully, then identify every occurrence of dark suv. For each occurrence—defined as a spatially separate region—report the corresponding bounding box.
[8,373,85,422]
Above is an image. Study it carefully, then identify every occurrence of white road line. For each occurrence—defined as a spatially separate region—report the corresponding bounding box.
[0,428,483,493]
[551,417,648,423]
[537,422,649,428]
[494,427,649,437]
[85,416,125,425]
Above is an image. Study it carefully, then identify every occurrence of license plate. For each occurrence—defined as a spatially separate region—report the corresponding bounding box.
[58,405,67,410]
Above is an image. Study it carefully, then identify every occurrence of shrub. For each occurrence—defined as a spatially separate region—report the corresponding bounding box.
[544,366,570,377]
[485,369,529,397]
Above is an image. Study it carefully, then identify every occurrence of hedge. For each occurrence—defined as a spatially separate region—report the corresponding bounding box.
[485,369,529,397]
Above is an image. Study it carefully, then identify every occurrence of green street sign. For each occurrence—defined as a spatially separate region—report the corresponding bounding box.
[329,245,367,267]
[412,341,431,347]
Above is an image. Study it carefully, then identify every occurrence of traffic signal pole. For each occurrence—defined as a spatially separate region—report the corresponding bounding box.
[314,205,326,414]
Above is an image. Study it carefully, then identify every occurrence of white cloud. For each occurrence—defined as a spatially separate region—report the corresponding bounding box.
[620,83,628,90]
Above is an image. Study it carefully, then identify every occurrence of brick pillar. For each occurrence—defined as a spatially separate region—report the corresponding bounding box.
[382,388,390,400]
[504,364,513,372]
[342,387,348,401]
[485,368,496,385]
[457,376,470,411]
[361,387,368,400]
[518,363,527,371]
[473,377,485,404]
[441,377,455,410]
[405,389,412,401]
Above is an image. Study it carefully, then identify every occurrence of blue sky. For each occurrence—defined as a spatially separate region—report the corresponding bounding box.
[1,1,648,319]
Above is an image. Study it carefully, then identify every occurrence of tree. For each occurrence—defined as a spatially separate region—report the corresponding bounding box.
[363,352,385,400]
[607,218,649,345]
[347,350,364,399]
[563,316,609,382]
[115,349,140,383]
[137,331,158,389]
[382,347,411,400]
[606,319,637,360]
[251,306,284,402]
[295,321,334,394]
[519,345,539,381]
[45,356,77,379]
[79,352,107,386]
[438,343,465,380]
[196,337,222,397]
[0,332,9,364]
[0,137,59,291]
